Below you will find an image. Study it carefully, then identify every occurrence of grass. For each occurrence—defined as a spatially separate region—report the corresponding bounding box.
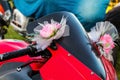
[4,26,120,79]
[5,26,26,40]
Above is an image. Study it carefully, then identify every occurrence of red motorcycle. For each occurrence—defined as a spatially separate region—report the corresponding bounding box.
[0,12,118,80]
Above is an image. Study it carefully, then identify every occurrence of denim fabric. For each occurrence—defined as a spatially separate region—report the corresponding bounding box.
[14,0,110,31]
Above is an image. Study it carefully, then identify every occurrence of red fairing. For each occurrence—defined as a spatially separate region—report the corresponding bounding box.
[40,44,117,80]
[0,39,47,70]
[0,39,31,64]
[0,39,28,52]
[40,44,102,80]
[0,4,4,14]
[101,56,118,80]
[0,40,117,80]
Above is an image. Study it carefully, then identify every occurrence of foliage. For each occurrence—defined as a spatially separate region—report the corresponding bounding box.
[5,26,26,41]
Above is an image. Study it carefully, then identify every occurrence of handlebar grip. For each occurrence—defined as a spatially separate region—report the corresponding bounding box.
[0,45,37,61]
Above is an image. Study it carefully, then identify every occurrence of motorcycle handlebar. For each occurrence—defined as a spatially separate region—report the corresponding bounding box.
[0,45,37,61]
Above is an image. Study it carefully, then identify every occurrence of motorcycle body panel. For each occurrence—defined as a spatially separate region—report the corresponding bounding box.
[101,56,118,80]
[0,39,31,64]
[0,39,102,80]
[0,39,117,80]
[27,11,117,80]
[40,44,102,80]
[27,11,106,79]
[0,12,117,80]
